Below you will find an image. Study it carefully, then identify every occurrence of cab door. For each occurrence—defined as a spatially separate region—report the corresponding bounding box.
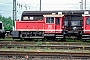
[55,17,64,33]
[55,17,60,33]
[83,16,90,33]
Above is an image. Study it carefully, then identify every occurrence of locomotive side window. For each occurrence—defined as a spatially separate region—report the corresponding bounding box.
[46,17,54,23]
[64,21,68,26]
[29,17,33,20]
[86,17,90,25]
[23,16,29,20]
[71,21,80,26]
[56,17,60,24]
[22,16,43,20]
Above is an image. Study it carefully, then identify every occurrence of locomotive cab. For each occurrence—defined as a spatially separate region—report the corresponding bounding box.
[43,12,65,40]
[82,11,90,40]
[11,11,65,40]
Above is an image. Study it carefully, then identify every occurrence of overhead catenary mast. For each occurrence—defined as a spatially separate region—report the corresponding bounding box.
[40,0,41,11]
[79,0,83,10]
[81,0,83,10]
[13,0,16,30]
[85,0,86,10]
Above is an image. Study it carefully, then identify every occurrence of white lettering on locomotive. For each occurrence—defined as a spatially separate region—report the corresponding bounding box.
[48,25,52,29]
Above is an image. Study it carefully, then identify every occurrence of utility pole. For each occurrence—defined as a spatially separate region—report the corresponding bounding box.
[13,0,16,29]
[40,0,41,11]
[79,0,83,10]
[79,2,82,10]
[81,0,83,10]
[85,0,86,10]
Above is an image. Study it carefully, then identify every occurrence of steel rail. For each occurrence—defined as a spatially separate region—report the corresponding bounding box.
[0,51,90,55]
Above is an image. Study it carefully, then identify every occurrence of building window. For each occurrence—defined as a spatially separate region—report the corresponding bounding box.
[86,17,90,24]
[46,17,54,23]
[56,17,60,24]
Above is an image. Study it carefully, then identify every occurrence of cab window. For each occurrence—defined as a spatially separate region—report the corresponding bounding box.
[86,17,90,24]
[56,17,60,24]
[46,17,54,23]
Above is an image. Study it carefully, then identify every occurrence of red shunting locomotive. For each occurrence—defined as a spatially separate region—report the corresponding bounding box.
[11,10,90,41]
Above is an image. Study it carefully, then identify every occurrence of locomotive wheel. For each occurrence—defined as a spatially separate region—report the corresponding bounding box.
[46,38,54,42]
[82,39,86,42]
[24,38,32,41]
[46,39,53,42]
[77,35,82,40]
[44,36,55,42]
[2,36,5,39]
[61,35,66,42]
[61,38,66,42]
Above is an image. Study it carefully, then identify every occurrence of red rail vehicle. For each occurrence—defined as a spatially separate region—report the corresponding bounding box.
[82,11,90,41]
[11,11,65,41]
[0,21,5,39]
[11,10,90,41]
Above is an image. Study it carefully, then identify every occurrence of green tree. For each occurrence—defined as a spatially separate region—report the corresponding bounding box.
[0,15,13,30]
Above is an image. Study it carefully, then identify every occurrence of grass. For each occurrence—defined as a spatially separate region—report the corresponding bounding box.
[34,41,42,46]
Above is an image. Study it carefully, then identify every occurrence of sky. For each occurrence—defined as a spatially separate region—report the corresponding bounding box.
[0,0,90,19]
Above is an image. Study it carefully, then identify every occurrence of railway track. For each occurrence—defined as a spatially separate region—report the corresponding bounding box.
[0,51,90,60]
[0,44,90,50]
[0,42,90,60]
[0,42,90,50]
[0,41,90,45]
